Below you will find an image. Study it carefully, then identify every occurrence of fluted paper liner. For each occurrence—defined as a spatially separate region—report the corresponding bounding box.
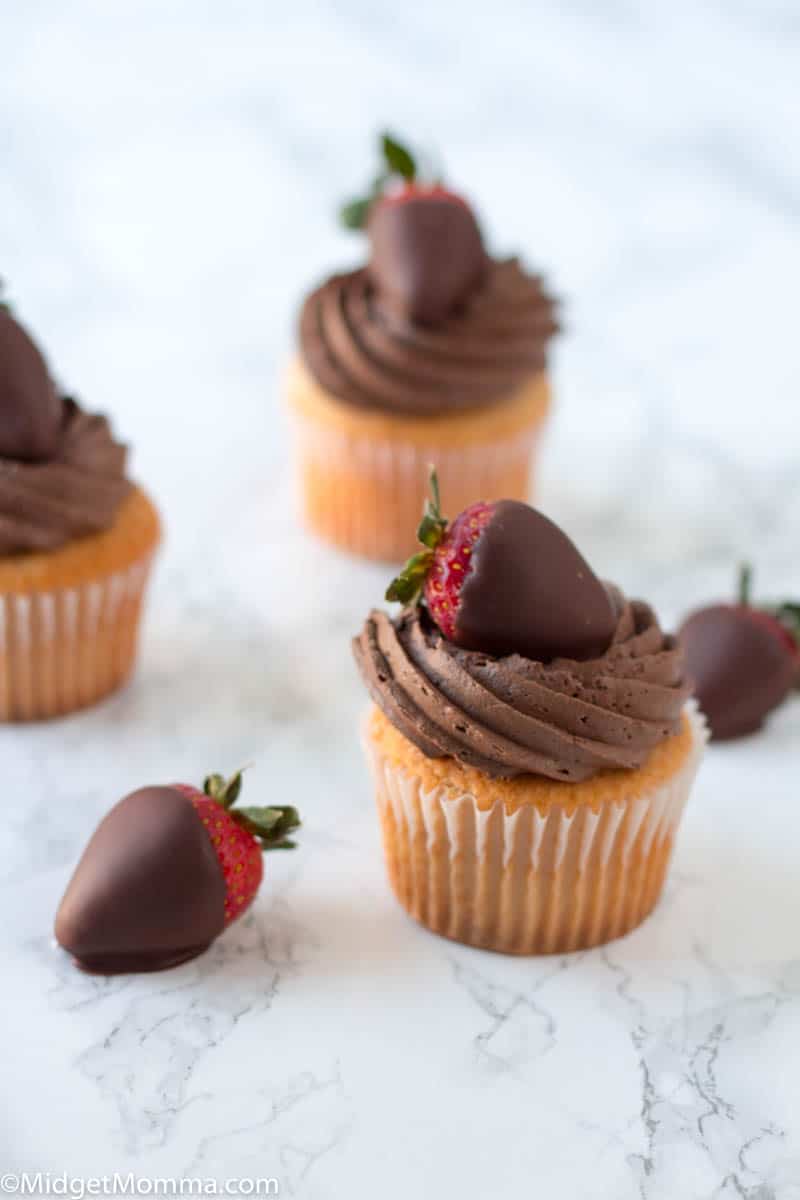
[0,488,160,721]
[288,359,550,562]
[365,703,707,954]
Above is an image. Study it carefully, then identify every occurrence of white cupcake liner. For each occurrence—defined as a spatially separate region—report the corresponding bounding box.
[0,555,155,721]
[365,702,707,954]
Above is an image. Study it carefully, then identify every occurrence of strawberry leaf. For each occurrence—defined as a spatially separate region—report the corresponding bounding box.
[203,770,244,809]
[221,771,243,808]
[385,550,433,604]
[386,468,450,604]
[417,508,447,550]
[339,170,391,231]
[340,196,373,230]
[381,132,416,181]
[202,775,302,850]
[234,804,301,850]
[203,773,227,802]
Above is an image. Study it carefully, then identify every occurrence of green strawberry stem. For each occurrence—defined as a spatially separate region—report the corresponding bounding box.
[385,467,447,605]
[203,772,301,852]
[417,467,447,549]
[339,131,419,231]
[738,563,753,607]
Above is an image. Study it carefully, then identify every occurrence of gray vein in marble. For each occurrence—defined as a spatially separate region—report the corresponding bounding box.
[50,916,289,1154]
[448,954,590,1075]
[620,964,798,1199]
[183,1064,353,1196]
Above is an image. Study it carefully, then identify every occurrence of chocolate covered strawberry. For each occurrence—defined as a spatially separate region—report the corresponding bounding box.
[340,132,486,324]
[386,470,616,662]
[55,772,300,974]
[0,293,63,462]
[679,566,800,741]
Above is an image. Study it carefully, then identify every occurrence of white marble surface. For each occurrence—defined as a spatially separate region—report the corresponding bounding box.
[1,3,799,1197]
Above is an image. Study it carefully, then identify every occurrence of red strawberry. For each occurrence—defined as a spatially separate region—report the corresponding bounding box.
[339,131,487,324]
[678,566,800,741]
[422,500,493,639]
[386,470,617,662]
[174,773,298,925]
[55,772,300,974]
[378,181,471,210]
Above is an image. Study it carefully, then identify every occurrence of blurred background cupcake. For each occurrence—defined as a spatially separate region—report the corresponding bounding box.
[0,297,161,720]
[288,132,558,562]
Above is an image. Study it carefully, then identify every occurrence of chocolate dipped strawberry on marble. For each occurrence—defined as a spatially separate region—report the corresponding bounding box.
[679,566,799,741]
[55,772,300,974]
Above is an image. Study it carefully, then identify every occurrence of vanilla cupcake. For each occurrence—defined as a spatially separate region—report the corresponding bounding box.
[0,303,160,720]
[353,480,705,953]
[289,132,558,562]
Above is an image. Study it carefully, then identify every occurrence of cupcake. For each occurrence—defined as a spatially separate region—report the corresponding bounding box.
[353,477,705,954]
[0,302,161,720]
[289,132,558,562]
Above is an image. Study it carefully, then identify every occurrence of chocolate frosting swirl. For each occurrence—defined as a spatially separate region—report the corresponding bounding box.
[299,258,557,416]
[353,591,690,781]
[0,397,132,555]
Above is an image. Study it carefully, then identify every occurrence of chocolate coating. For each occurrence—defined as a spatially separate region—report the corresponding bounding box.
[367,194,487,325]
[299,258,557,417]
[0,397,131,554]
[453,500,617,661]
[55,787,226,974]
[354,595,688,781]
[0,309,62,461]
[678,606,796,740]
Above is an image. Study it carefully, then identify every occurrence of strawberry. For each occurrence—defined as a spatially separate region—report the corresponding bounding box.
[339,131,426,230]
[377,181,470,210]
[175,772,299,925]
[0,297,63,462]
[386,470,617,662]
[420,499,494,639]
[679,566,800,741]
[55,772,300,974]
[339,132,487,323]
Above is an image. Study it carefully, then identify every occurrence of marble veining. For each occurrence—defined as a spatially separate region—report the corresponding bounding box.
[1,2,798,1196]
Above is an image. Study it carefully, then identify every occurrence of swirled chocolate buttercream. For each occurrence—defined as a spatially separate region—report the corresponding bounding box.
[354,594,689,782]
[300,259,557,417]
[305,135,559,416]
[0,309,131,555]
